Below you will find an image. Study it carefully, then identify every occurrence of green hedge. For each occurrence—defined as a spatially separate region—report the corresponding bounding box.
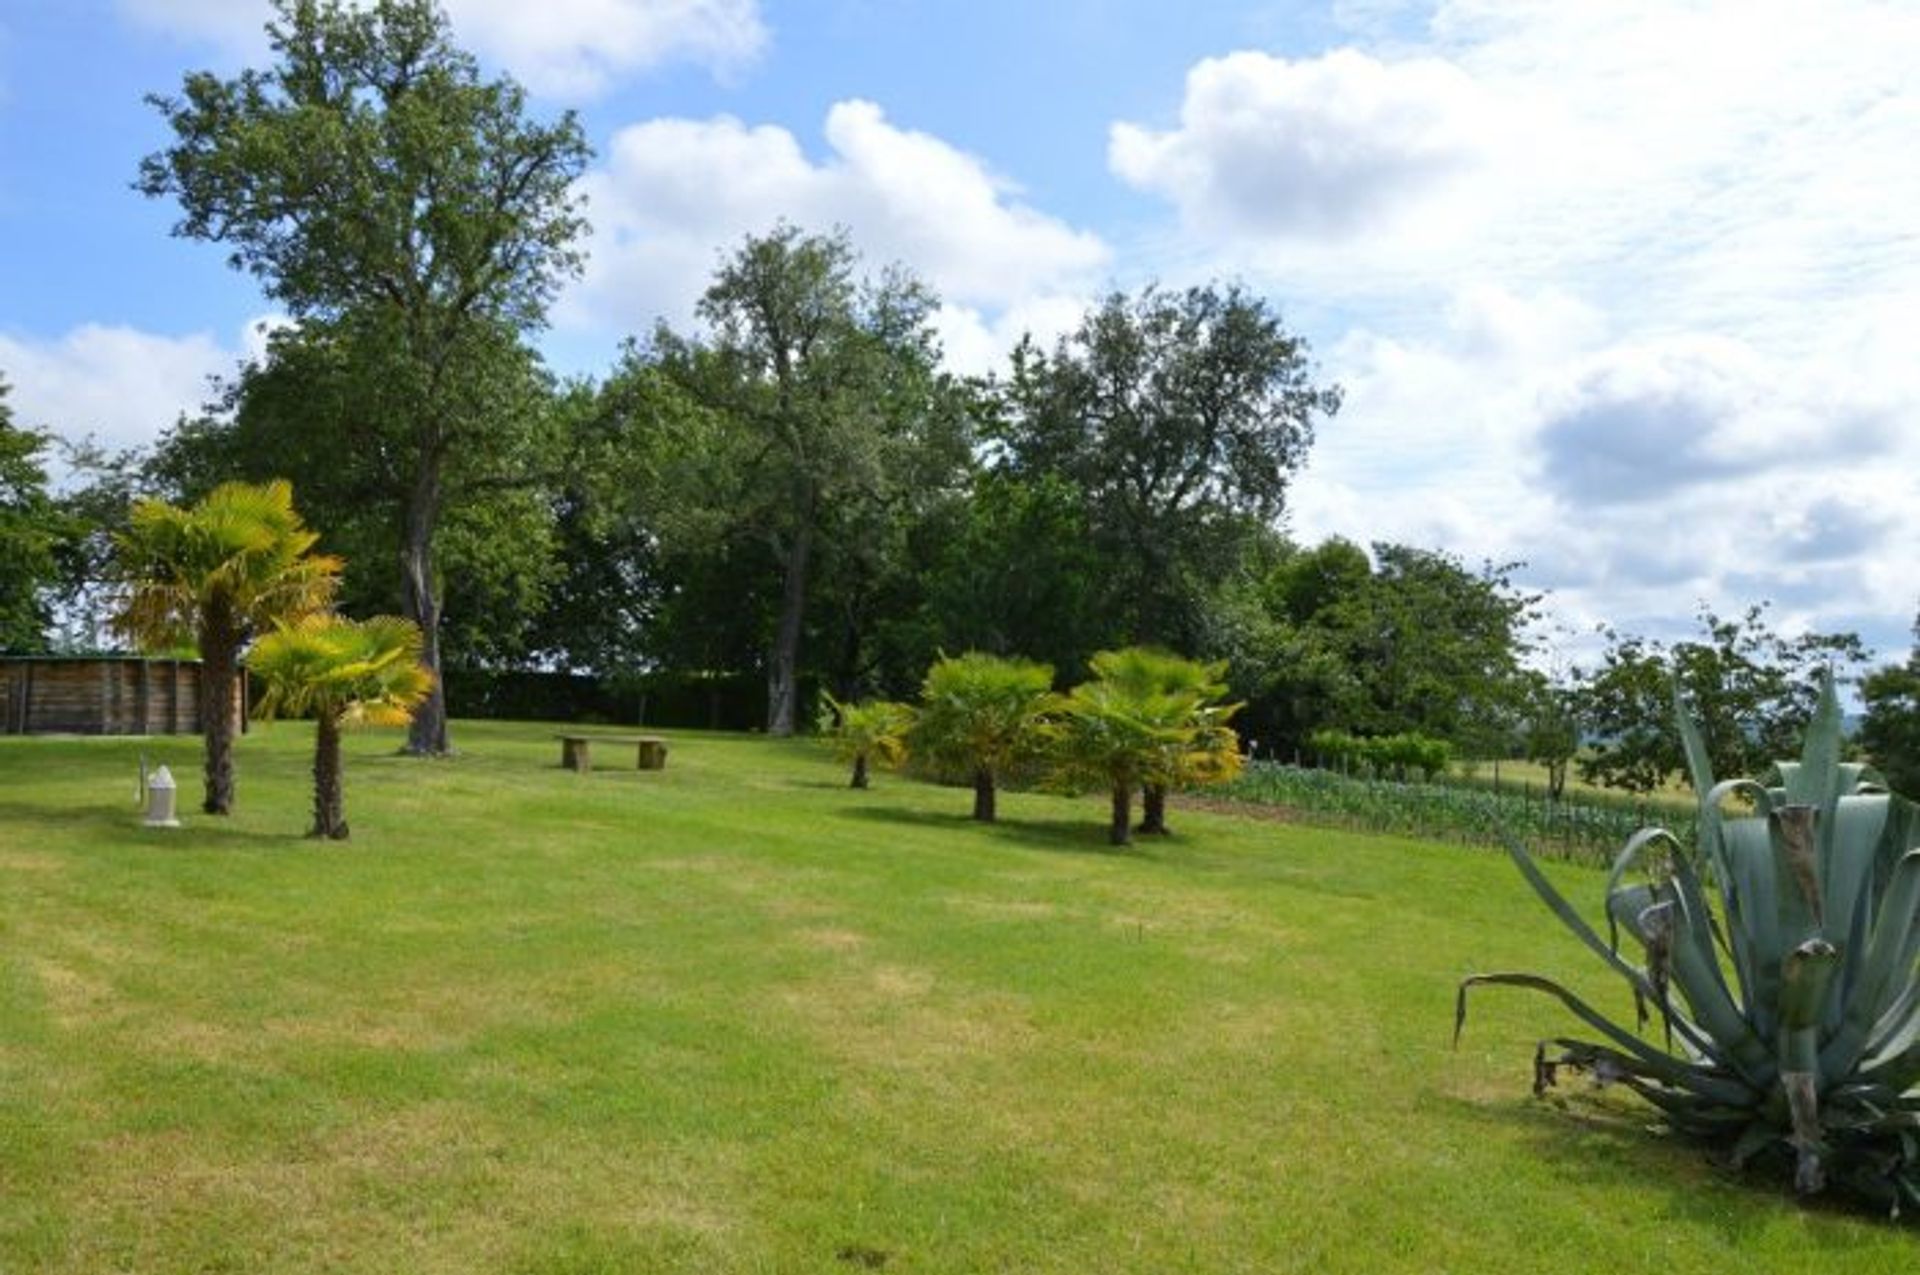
[442,667,819,732]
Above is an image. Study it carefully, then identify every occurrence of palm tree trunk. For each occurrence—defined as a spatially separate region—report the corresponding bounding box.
[851,751,870,789]
[199,618,238,815]
[312,712,348,840]
[972,767,996,822]
[1110,781,1134,847]
[1139,784,1169,835]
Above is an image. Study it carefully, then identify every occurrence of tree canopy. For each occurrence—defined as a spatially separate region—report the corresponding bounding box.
[0,376,66,652]
[138,0,590,754]
[995,283,1342,646]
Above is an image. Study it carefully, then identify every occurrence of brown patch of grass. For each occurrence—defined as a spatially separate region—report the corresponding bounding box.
[796,927,867,951]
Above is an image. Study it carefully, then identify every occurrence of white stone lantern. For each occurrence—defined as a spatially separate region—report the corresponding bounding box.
[143,765,182,828]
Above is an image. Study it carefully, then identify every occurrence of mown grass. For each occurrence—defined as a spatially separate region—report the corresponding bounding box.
[0,722,1912,1272]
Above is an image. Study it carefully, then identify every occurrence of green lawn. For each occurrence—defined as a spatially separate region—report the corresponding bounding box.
[0,722,1910,1272]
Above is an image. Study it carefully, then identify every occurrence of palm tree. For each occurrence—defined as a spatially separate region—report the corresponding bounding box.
[820,695,915,789]
[1083,647,1238,834]
[249,614,433,839]
[910,652,1057,821]
[113,480,341,814]
[1061,648,1244,846]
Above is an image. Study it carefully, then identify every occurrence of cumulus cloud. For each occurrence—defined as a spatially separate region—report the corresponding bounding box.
[1110,49,1494,239]
[116,0,765,96]
[568,100,1110,348]
[1128,2,1920,651]
[0,323,243,456]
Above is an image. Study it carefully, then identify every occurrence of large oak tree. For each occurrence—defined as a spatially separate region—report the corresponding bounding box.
[138,0,589,754]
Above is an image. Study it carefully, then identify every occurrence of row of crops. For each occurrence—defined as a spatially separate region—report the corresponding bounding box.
[1212,762,1700,866]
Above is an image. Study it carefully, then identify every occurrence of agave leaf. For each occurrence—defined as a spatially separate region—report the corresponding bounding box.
[1772,805,1825,943]
[1784,672,1844,809]
[1724,814,1784,1037]
[1500,838,1666,1006]
[1456,974,1753,1105]
[1673,676,1716,799]
[1603,828,1682,954]
[1822,848,1920,1077]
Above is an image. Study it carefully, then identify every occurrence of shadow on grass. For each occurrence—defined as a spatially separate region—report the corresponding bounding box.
[1434,1088,1911,1237]
[0,800,310,853]
[837,802,1147,857]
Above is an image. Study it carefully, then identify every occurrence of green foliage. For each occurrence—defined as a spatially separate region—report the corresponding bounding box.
[251,613,432,728]
[112,479,342,814]
[0,376,66,651]
[654,224,972,735]
[112,480,342,656]
[1055,647,1243,845]
[914,471,1115,678]
[818,694,916,788]
[1578,606,1871,793]
[994,283,1341,648]
[138,0,591,754]
[1460,677,1920,1211]
[1308,729,1452,781]
[250,610,431,839]
[910,651,1057,820]
[1860,610,1920,795]
[1230,539,1535,760]
[1518,670,1580,800]
[1219,762,1688,866]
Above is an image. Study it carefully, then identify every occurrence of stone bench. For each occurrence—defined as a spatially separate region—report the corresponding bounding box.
[555,734,668,774]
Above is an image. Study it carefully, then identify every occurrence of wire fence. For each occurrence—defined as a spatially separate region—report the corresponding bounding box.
[1211,762,1700,867]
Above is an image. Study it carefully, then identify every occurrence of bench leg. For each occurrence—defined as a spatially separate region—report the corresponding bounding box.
[562,739,592,772]
[636,741,667,770]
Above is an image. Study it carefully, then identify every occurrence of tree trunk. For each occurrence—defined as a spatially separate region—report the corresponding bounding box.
[311,712,348,840]
[851,751,869,789]
[199,621,238,815]
[1110,781,1134,847]
[400,464,450,756]
[766,524,812,737]
[972,767,996,822]
[1138,784,1169,835]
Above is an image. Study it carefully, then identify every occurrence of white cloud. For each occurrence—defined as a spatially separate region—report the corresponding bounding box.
[1125,1,1920,654]
[0,323,244,456]
[116,0,765,96]
[567,100,1110,349]
[1291,299,1920,663]
[1110,48,1496,239]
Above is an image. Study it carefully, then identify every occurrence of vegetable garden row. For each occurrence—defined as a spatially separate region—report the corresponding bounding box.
[1213,762,1700,865]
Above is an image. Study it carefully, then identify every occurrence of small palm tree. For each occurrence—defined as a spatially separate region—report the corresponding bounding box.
[1057,677,1200,847]
[911,652,1058,821]
[820,695,915,789]
[249,614,433,840]
[1083,647,1240,835]
[113,480,341,814]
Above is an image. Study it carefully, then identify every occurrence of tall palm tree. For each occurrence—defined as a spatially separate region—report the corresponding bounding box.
[249,614,432,839]
[910,652,1058,821]
[113,480,341,814]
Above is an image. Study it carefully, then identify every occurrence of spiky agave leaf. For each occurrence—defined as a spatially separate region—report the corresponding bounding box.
[1459,672,1920,1211]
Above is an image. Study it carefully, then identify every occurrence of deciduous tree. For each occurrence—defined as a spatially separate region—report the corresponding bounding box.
[139,0,590,754]
[0,377,65,652]
[655,225,966,734]
[995,283,1341,645]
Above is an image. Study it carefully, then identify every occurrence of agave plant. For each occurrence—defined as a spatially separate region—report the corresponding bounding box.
[1458,676,1920,1212]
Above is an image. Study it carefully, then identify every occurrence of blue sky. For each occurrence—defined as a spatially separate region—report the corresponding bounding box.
[2,0,1915,664]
